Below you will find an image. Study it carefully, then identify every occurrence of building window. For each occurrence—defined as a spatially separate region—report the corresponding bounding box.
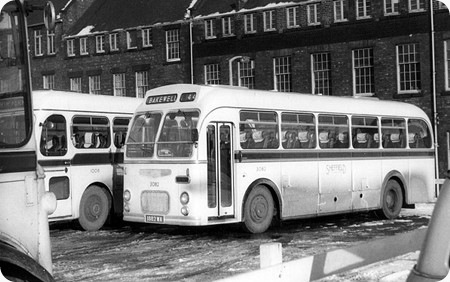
[312,53,331,96]
[70,77,82,92]
[438,1,448,10]
[334,0,347,22]
[263,10,276,32]
[384,0,399,15]
[239,60,255,89]
[286,7,299,28]
[353,48,374,96]
[110,33,119,51]
[204,64,220,85]
[113,73,126,96]
[307,4,320,26]
[127,30,138,50]
[89,75,101,94]
[80,37,88,55]
[397,43,421,93]
[166,29,180,62]
[34,30,43,56]
[95,35,105,53]
[409,0,425,11]
[356,0,371,19]
[274,56,292,92]
[47,30,55,55]
[244,13,256,34]
[222,17,233,36]
[142,28,152,47]
[136,71,149,98]
[67,39,75,57]
[205,19,215,39]
[43,74,55,89]
[444,40,450,91]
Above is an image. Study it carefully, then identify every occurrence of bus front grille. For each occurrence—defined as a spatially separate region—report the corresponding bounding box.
[141,191,169,214]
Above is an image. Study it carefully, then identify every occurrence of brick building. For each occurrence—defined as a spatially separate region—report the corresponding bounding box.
[28,0,450,177]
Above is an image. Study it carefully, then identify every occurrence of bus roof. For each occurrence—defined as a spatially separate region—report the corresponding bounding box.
[139,84,430,121]
[32,90,142,114]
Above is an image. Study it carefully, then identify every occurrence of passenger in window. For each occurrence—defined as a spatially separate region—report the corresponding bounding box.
[283,131,299,149]
[318,131,330,148]
[49,135,60,152]
[335,132,349,148]
[241,131,255,149]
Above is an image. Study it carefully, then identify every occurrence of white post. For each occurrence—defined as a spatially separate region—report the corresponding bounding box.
[260,242,282,268]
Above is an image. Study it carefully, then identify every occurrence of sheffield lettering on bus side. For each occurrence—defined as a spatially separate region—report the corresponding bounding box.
[326,164,346,175]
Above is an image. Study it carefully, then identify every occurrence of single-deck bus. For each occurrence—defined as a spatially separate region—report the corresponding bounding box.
[123,84,435,233]
[0,1,56,281]
[33,90,142,231]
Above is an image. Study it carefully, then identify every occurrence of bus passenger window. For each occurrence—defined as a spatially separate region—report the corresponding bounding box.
[351,116,378,149]
[240,110,279,150]
[381,118,406,149]
[318,114,348,149]
[280,112,315,149]
[113,118,131,148]
[72,116,110,150]
[40,114,67,156]
[408,119,432,149]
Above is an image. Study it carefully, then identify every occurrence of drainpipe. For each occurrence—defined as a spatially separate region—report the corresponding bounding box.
[429,0,439,195]
[185,8,194,84]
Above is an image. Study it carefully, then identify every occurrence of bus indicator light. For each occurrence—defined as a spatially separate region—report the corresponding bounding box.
[180,192,189,205]
[181,206,189,216]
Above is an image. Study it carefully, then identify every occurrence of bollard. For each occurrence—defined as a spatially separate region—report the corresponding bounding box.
[260,242,282,268]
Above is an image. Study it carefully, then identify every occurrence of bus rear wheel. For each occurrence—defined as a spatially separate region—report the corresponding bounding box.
[243,185,274,234]
[79,185,110,231]
[376,179,403,219]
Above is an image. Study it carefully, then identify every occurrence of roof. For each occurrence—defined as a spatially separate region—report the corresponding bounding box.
[192,0,308,18]
[26,0,70,26]
[66,0,194,37]
[137,84,430,123]
[32,90,142,114]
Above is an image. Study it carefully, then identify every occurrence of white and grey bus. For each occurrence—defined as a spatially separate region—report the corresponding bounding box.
[34,90,141,231]
[123,84,435,233]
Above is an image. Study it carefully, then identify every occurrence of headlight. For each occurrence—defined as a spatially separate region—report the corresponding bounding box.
[123,190,131,202]
[180,192,189,205]
[181,206,189,216]
[42,191,57,215]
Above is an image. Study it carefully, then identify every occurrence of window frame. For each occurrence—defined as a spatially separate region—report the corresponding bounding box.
[110,33,119,51]
[34,29,43,56]
[244,13,256,34]
[273,56,292,92]
[47,30,55,55]
[95,35,105,53]
[222,17,234,37]
[263,10,276,32]
[80,37,88,55]
[113,73,126,96]
[333,0,347,22]
[166,29,180,62]
[136,70,149,98]
[353,48,375,96]
[286,6,299,28]
[67,39,75,57]
[89,75,101,95]
[307,4,320,26]
[384,0,400,15]
[356,0,372,19]
[396,43,421,94]
[311,53,331,95]
[142,28,152,47]
[204,64,220,85]
[70,77,82,92]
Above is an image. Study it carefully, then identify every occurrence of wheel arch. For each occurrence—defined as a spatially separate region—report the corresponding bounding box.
[85,182,113,212]
[241,178,282,221]
[381,170,408,207]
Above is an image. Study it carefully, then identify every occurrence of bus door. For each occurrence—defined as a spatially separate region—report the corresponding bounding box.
[206,123,235,217]
[39,114,72,219]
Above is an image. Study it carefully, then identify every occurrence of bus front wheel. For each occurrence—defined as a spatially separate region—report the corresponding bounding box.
[79,185,110,231]
[243,185,274,234]
[376,179,403,219]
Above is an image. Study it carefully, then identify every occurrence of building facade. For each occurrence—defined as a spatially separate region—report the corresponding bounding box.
[28,0,450,177]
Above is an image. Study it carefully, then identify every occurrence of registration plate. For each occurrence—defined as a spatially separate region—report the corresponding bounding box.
[145,215,164,223]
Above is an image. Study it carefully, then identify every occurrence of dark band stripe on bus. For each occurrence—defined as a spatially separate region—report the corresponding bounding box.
[38,152,124,167]
[237,150,434,162]
[0,151,36,174]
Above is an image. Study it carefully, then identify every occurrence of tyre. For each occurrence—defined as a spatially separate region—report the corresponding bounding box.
[243,185,274,234]
[376,179,403,219]
[79,185,110,231]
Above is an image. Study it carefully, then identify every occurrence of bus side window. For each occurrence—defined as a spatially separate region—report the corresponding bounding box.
[408,119,432,149]
[351,116,378,149]
[113,117,131,149]
[381,118,406,149]
[72,115,110,150]
[40,114,67,156]
[318,114,348,149]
